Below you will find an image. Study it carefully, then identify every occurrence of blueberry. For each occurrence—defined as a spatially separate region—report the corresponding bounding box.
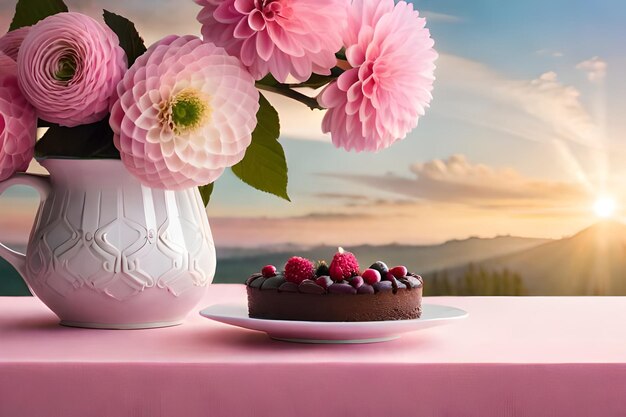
[369,261,389,276]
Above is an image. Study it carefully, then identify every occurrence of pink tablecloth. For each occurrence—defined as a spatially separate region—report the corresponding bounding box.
[1,285,626,417]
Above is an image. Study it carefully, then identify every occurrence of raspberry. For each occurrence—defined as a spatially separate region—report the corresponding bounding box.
[284,256,315,284]
[329,247,360,282]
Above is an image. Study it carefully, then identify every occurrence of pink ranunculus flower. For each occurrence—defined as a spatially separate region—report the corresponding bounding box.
[318,0,437,152]
[0,27,30,61]
[17,12,126,127]
[0,53,36,182]
[110,35,259,190]
[195,0,346,82]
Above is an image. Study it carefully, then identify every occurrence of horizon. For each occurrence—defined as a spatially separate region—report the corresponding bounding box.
[209,218,626,250]
[2,0,626,248]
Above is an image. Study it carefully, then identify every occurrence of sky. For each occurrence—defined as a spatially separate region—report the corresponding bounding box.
[2,0,626,248]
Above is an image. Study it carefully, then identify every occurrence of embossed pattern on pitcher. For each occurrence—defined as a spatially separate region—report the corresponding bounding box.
[27,186,214,301]
[0,158,216,328]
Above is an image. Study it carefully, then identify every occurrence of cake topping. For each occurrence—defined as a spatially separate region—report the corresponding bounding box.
[299,279,326,295]
[373,281,393,292]
[262,265,277,278]
[404,275,423,288]
[245,273,263,286]
[250,276,266,289]
[261,276,286,290]
[361,268,382,285]
[278,281,299,292]
[329,247,360,282]
[390,266,408,279]
[328,282,357,295]
[348,276,364,289]
[315,260,330,277]
[315,275,333,289]
[357,283,375,294]
[284,256,315,284]
[369,261,389,277]
[247,251,422,295]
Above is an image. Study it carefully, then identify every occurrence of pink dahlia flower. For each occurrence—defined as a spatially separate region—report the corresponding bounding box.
[17,12,126,127]
[110,35,259,190]
[195,0,346,82]
[0,27,30,61]
[318,0,437,152]
[0,53,36,182]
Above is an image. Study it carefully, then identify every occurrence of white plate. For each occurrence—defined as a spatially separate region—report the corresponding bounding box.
[199,303,468,344]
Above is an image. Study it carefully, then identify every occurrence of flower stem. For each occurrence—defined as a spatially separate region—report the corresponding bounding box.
[255,83,324,110]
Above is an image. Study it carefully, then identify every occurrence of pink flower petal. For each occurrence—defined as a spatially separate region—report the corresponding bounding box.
[0,27,30,61]
[17,12,127,127]
[256,29,274,61]
[0,53,36,181]
[110,36,259,190]
[197,0,346,82]
[317,0,437,152]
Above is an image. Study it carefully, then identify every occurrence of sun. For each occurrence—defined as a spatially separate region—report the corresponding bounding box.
[593,196,616,218]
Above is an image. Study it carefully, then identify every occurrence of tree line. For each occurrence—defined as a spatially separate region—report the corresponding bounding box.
[425,263,527,296]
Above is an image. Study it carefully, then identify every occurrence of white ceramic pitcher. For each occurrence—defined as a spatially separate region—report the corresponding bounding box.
[0,158,215,329]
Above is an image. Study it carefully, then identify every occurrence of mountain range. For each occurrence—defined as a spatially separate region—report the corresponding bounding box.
[2,221,623,296]
[440,220,626,295]
[214,235,550,284]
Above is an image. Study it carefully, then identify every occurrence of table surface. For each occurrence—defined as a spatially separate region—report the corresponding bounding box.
[2,285,626,417]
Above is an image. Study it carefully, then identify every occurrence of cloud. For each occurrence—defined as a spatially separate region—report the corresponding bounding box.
[536,49,564,58]
[0,1,201,45]
[312,192,371,202]
[420,11,463,23]
[436,54,600,148]
[263,91,330,142]
[321,154,590,208]
[207,200,597,248]
[207,155,598,247]
[576,56,607,82]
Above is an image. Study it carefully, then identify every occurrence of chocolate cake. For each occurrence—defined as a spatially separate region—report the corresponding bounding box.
[245,250,423,322]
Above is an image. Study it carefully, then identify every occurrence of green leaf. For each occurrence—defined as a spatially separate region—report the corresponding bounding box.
[103,10,147,67]
[232,93,290,201]
[35,118,120,159]
[256,73,279,87]
[37,119,58,128]
[294,68,344,89]
[198,183,214,207]
[9,0,68,31]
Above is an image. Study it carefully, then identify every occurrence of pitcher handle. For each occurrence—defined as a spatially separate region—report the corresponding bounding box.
[0,173,52,278]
